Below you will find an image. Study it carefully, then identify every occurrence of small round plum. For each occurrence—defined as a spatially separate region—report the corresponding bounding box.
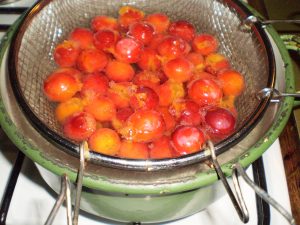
[55,97,84,124]
[77,49,108,73]
[88,128,121,156]
[105,60,135,82]
[128,22,155,45]
[84,96,116,122]
[192,33,219,56]
[188,78,223,107]
[149,136,175,159]
[120,109,165,142]
[43,68,82,102]
[54,40,80,67]
[204,53,230,75]
[172,126,205,155]
[118,140,149,159]
[217,70,245,96]
[93,29,120,52]
[81,72,109,100]
[114,37,143,63]
[69,27,94,49]
[145,13,170,33]
[168,20,196,42]
[205,107,236,136]
[63,112,97,141]
[163,57,194,82]
[129,86,159,110]
[91,16,118,32]
[118,6,145,30]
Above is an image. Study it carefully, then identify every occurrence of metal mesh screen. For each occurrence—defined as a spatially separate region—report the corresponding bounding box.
[14,0,270,147]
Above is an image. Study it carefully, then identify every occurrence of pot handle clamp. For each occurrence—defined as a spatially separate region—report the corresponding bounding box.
[207,140,296,225]
[241,16,300,107]
[44,142,88,225]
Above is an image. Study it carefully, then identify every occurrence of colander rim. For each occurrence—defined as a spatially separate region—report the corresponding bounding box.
[8,0,275,171]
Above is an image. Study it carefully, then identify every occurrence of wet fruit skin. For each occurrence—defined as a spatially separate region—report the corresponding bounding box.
[43,68,82,102]
[137,48,161,71]
[168,20,196,42]
[69,27,94,49]
[112,107,134,130]
[93,29,120,52]
[84,96,116,122]
[63,112,97,141]
[118,6,145,30]
[186,52,205,72]
[149,136,175,159]
[114,37,143,63]
[91,16,118,32]
[170,100,202,126]
[157,107,176,133]
[118,140,149,159]
[133,70,161,90]
[172,126,205,155]
[204,53,230,75]
[145,13,170,33]
[105,60,135,82]
[77,49,108,73]
[156,80,185,107]
[120,109,165,142]
[192,33,219,56]
[205,107,236,136]
[157,36,190,60]
[163,57,194,83]
[129,86,159,110]
[107,82,137,108]
[217,70,245,96]
[55,97,84,124]
[128,22,155,45]
[188,78,223,107]
[54,40,80,67]
[88,128,121,156]
[80,72,109,100]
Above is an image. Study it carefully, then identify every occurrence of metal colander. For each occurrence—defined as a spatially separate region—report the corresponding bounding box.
[8,0,274,170]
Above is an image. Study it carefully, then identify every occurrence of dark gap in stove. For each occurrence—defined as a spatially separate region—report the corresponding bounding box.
[0,151,25,225]
[0,25,10,32]
[0,7,27,14]
[252,157,271,225]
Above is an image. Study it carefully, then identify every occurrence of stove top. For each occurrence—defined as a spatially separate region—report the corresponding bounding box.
[0,1,294,224]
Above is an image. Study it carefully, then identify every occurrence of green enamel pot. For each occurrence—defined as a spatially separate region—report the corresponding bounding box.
[0,0,296,223]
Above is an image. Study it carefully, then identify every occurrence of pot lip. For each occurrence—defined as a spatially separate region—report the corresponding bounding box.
[0,3,295,195]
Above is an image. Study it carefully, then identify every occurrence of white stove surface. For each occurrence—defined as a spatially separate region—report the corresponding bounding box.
[0,128,292,225]
[0,0,293,224]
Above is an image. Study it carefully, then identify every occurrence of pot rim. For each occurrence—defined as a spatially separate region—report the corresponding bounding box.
[0,2,294,194]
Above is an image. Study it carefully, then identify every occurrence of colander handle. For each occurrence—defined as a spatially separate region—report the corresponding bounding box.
[44,143,87,225]
[207,140,296,225]
[256,87,300,103]
[242,16,300,28]
[44,174,72,225]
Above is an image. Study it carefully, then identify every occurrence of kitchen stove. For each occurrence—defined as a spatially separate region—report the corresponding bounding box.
[0,0,294,224]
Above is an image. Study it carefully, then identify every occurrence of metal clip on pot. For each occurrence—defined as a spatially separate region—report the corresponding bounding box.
[256,88,300,103]
[45,142,87,225]
[241,15,300,30]
[207,140,296,225]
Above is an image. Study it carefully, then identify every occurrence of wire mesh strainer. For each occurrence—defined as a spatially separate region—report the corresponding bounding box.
[8,0,275,170]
